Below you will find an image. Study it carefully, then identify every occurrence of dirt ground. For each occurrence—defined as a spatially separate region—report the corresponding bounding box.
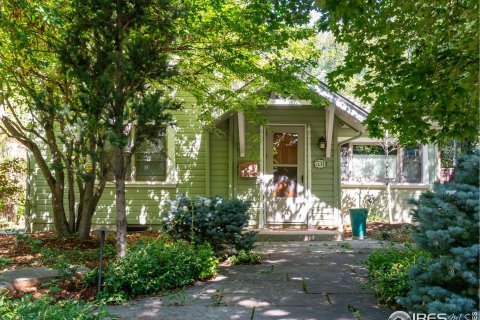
[0,231,162,269]
[0,231,164,301]
[343,222,414,241]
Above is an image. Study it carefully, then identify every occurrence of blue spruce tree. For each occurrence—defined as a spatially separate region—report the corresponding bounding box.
[399,151,479,314]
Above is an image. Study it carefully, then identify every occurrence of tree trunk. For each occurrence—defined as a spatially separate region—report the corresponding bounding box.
[1,117,69,236]
[67,159,76,233]
[383,132,394,224]
[386,182,393,224]
[52,181,69,236]
[78,179,95,239]
[113,146,127,258]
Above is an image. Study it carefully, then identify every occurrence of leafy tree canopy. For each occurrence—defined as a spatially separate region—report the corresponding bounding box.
[56,0,322,253]
[316,0,479,145]
[0,0,114,237]
[168,0,326,124]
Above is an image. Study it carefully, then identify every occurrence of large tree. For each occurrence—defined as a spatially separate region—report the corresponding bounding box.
[0,0,111,238]
[61,0,322,257]
[61,0,184,257]
[315,0,479,145]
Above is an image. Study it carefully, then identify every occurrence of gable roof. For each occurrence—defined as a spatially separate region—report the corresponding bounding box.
[308,81,368,133]
[212,77,369,133]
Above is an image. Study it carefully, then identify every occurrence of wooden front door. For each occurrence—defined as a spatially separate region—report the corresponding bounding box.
[265,125,307,226]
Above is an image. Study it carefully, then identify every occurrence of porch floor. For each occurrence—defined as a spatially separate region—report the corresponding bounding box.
[254,229,343,242]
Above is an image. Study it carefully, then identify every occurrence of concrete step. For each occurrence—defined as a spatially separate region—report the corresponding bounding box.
[254,229,343,242]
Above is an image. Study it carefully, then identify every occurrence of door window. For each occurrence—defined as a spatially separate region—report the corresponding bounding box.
[272,132,298,198]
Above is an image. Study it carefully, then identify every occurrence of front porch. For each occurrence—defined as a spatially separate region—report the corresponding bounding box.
[254,229,343,242]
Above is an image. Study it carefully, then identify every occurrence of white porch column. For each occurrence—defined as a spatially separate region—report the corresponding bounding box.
[325,104,335,158]
[238,112,245,158]
[422,144,429,184]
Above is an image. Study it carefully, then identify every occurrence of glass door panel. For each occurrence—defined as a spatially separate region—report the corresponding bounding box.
[265,126,306,225]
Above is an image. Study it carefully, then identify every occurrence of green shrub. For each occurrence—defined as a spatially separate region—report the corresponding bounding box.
[0,293,112,320]
[228,250,262,265]
[163,196,257,256]
[100,239,218,300]
[399,151,479,314]
[366,244,429,306]
[0,158,25,223]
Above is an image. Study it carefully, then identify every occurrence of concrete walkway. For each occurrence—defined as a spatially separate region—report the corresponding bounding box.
[108,241,390,320]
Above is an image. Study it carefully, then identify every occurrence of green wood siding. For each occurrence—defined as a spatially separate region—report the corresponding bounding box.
[209,122,230,198]
[27,90,440,231]
[29,90,209,231]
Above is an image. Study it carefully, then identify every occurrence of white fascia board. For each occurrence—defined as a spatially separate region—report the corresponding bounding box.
[238,112,245,158]
[326,104,335,158]
[266,98,311,106]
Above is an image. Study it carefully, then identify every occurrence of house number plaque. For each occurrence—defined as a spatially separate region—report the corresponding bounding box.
[239,161,258,179]
[314,159,327,169]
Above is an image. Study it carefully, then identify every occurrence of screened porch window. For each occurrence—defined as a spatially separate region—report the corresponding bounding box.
[399,146,422,182]
[341,143,423,183]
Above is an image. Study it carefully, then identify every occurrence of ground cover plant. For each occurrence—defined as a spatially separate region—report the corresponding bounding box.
[0,231,160,301]
[96,238,218,301]
[366,244,429,307]
[227,250,262,265]
[164,196,257,256]
[0,293,112,320]
[1,231,219,316]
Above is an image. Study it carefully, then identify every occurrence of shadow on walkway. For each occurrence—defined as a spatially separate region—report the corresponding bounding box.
[108,240,390,320]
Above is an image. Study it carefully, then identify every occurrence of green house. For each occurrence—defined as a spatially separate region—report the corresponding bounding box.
[26,83,440,232]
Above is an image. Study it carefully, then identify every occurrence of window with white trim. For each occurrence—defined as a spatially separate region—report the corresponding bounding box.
[109,127,175,184]
[341,143,423,183]
[132,134,167,181]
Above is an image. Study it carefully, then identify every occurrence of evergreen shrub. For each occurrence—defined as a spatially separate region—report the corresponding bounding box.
[399,151,479,314]
[163,196,257,255]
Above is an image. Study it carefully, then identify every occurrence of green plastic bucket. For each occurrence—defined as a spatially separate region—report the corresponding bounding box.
[348,208,368,239]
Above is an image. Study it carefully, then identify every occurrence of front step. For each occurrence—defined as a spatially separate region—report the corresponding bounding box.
[255,229,343,242]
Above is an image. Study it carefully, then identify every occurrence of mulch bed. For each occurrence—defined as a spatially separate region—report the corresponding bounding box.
[343,222,414,241]
[0,231,164,301]
[0,231,163,269]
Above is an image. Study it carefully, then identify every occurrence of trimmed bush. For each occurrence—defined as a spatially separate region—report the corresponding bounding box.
[0,293,111,320]
[100,239,217,300]
[163,196,257,255]
[398,151,479,314]
[366,244,429,306]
